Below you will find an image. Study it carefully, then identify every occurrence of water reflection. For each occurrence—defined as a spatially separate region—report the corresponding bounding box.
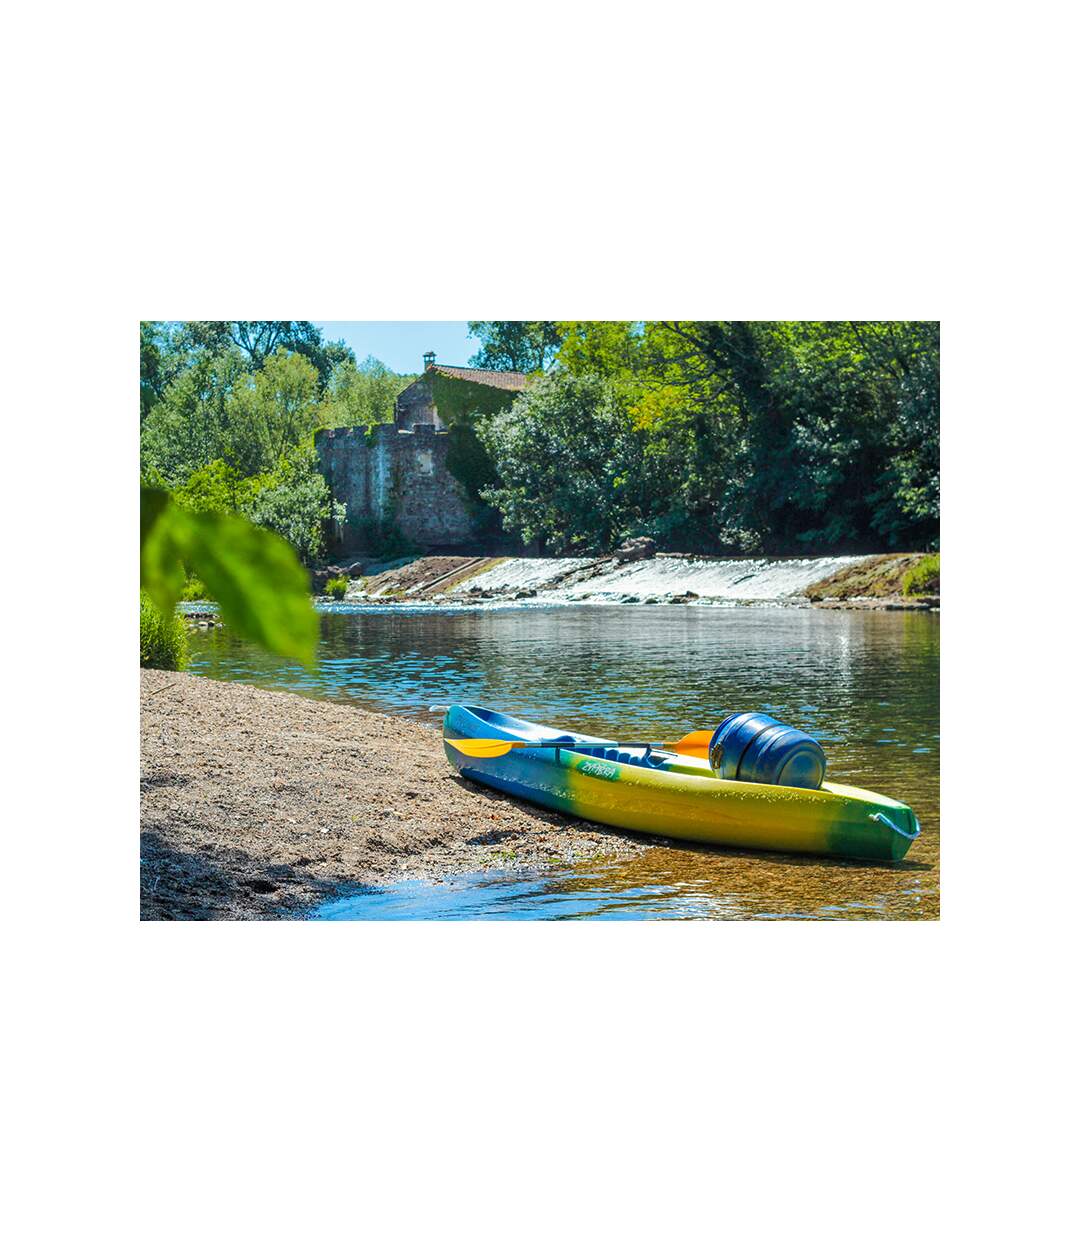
[188,604,940,920]
[314,848,934,921]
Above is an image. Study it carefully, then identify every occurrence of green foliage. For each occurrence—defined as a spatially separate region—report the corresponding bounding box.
[140,592,188,670]
[344,516,416,560]
[168,448,338,565]
[324,575,349,599]
[169,321,353,391]
[140,348,248,485]
[179,574,210,602]
[549,320,940,553]
[141,320,939,569]
[477,372,646,552]
[556,321,646,379]
[445,421,502,517]
[468,322,562,372]
[172,459,254,514]
[320,356,414,430]
[140,322,173,422]
[242,444,340,565]
[140,336,323,483]
[902,553,940,596]
[140,345,323,484]
[226,349,323,474]
[141,488,317,664]
[429,373,520,424]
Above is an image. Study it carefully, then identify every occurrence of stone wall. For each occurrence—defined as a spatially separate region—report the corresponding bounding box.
[394,376,443,429]
[315,424,481,552]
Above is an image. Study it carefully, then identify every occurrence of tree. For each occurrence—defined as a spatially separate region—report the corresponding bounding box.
[319,356,413,430]
[140,348,248,485]
[467,321,562,372]
[228,348,322,472]
[548,320,940,552]
[173,321,353,391]
[477,372,646,552]
[242,445,342,565]
[140,322,191,422]
[141,348,322,483]
[140,322,166,422]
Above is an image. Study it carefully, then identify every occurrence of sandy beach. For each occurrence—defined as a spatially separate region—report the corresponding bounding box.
[140,670,644,919]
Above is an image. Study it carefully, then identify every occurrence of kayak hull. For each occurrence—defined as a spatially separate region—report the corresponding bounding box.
[443,705,920,862]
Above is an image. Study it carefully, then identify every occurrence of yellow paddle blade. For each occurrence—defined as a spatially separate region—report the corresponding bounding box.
[446,730,716,760]
[666,729,714,759]
[444,737,522,758]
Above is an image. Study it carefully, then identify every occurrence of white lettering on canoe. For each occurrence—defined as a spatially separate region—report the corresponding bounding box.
[579,760,619,781]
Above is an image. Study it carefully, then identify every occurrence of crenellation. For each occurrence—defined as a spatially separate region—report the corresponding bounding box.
[315,353,529,554]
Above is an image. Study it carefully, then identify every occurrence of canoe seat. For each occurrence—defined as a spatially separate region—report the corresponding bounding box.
[579,745,666,769]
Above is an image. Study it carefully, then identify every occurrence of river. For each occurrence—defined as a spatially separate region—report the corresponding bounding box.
[186,604,939,920]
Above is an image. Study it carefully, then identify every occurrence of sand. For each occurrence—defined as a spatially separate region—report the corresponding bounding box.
[140,670,644,919]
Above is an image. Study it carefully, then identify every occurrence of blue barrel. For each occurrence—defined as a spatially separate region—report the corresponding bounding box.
[708,712,826,789]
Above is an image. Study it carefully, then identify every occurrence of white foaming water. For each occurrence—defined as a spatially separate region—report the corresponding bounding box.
[450,557,593,594]
[456,555,863,602]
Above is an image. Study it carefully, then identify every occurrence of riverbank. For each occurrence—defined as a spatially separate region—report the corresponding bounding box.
[140,670,644,919]
[803,553,939,607]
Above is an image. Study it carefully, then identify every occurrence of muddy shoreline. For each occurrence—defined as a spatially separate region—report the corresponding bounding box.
[140,671,645,920]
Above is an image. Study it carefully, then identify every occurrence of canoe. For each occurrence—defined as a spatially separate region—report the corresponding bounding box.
[442,704,920,862]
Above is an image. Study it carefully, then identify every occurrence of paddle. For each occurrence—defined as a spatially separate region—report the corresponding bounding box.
[445,729,714,760]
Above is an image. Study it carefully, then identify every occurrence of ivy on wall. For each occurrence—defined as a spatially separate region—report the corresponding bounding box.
[446,423,502,526]
[429,374,518,424]
[430,373,521,515]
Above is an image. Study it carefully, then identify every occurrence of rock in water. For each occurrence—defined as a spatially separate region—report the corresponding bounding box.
[613,536,657,562]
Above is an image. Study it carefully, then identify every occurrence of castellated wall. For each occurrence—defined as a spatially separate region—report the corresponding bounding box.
[315,424,481,552]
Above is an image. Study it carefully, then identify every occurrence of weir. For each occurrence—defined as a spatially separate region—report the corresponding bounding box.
[450,555,864,603]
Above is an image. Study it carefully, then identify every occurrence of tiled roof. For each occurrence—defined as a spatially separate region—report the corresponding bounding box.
[430,364,529,391]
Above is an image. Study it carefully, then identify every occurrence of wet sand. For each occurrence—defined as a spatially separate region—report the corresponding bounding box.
[140,670,644,919]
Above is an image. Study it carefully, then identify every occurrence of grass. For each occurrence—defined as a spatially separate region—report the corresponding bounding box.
[902,553,940,596]
[140,593,188,670]
[324,575,349,600]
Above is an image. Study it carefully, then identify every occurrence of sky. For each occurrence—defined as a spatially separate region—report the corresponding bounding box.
[314,321,479,375]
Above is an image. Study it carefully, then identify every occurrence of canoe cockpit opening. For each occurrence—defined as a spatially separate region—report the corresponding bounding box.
[573,745,668,769]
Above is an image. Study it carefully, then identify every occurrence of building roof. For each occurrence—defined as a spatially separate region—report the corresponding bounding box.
[429,363,529,392]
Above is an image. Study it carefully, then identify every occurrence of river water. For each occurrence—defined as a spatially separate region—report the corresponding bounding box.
[186,604,940,920]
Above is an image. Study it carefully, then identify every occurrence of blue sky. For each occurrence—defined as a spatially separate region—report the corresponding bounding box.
[314,321,479,375]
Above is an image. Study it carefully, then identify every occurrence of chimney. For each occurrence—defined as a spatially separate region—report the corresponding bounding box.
[423,351,436,370]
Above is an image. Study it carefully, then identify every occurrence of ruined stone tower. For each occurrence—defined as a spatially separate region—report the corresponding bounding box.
[315,353,528,554]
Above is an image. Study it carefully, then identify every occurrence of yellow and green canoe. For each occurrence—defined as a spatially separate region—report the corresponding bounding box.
[443,705,920,862]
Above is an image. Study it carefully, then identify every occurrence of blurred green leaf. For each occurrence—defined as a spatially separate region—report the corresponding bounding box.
[140,486,169,542]
[140,487,186,618]
[182,510,317,664]
[140,486,317,665]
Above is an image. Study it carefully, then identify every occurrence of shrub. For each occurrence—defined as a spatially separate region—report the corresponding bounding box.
[167,447,339,567]
[902,553,940,596]
[140,592,188,670]
[324,575,349,600]
[178,574,210,601]
[242,444,336,565]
